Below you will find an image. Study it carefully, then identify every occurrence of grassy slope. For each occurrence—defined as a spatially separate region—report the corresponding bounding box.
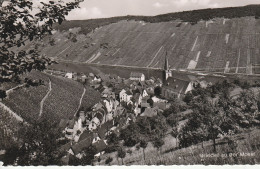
[97,128,260,165]
[2,71,100,123]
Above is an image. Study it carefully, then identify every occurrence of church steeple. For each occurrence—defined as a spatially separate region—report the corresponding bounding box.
[164,51,169,70]
[163,51,172,82]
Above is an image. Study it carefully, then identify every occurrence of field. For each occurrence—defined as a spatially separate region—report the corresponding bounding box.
[2,71,100,123]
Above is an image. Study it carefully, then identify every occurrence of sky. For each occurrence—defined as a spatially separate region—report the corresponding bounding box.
[65,0,260,20]
[3,0,260,20]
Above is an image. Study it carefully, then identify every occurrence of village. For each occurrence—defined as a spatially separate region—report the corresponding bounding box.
[47,56,212,163]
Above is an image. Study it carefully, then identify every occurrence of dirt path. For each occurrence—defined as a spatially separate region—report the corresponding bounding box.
[74,87,86,116]
[6,84,26,95]
[39,79,52,117]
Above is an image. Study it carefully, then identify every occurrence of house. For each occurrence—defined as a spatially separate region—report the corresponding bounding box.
[97,120,114,139]
[58,142,72,154]
[141,102,150,108]
[151,96,167,103]
[132,93,142,106]
[59,119,69,130]
[155,78,163,87]
[142,89,149,97]
[114,106,125,117]
[134,106,141,116]
[119,89,133,103]
[154,102,168,111]
[93,140,107,158]
[162,77,193,99]
[230,87,243,99]
[78,130,94,142]
[65,72,73,79]
[70,136,93,159]
[130,72,145,81]
[140,107,158,117]
[79,111,86,122]
[92,132,101,143]
[92,75,102,83]
[61,154,72,165]
[146,87,155,95]
[81,75,87,83]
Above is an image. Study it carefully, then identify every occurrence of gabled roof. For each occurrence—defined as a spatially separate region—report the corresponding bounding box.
[68,119,75,129]
[93,140,107,153]
[130,72,144,78]
[110,74,118,79]
[78,130,94,142]
[61,154,72,165]
[97,121,114,139]
[141,103,150,108]
[71,136,93,155]
[172,73,196,82]
[164,77,191,94]
[133,93,141,102]
[58,142,72,154]
[138,81,146,87]
[125,90,133,95]
[154,102,167,110]
[59,119,69,129]
[114,106,125,117]
[140,107,158,117]
[150,77,156,81]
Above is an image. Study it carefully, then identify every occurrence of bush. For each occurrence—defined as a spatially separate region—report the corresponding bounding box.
[105,157,113,165]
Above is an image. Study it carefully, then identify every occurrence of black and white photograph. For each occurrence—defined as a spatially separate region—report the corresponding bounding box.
[1,0,260,166]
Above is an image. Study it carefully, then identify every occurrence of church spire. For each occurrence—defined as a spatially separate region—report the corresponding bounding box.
[163,51,172,82]
[164,51,169,70]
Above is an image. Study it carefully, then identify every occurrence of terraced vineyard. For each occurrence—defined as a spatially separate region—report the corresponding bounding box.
[2,71,100,123]
[24,16,259,75]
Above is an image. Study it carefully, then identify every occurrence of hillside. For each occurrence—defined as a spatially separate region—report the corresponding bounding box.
[17,5,260,75]
[2,71,100,123]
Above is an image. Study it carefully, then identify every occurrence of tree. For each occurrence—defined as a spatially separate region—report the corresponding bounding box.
[49,37,56,46]
[3,120,65,166]
[152,138,164,155]
[140,139,148,161]
[80,145,97,166]
[105,157,113,166]
[154,86,162,97]
[183,92,193,104]
[0,90,7,100]
[117,147,126,165]
[0,0,83,85]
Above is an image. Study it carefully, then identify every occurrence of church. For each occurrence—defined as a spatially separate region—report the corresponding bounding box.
[161,54,194,99]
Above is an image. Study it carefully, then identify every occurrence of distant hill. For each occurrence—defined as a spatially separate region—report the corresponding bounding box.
[20,5,260,74]
[54,5,260,34]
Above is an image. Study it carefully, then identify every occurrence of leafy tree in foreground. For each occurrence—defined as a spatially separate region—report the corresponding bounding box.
[0,0,83,85]
[80,145,97,166]
[3,120,65,166]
